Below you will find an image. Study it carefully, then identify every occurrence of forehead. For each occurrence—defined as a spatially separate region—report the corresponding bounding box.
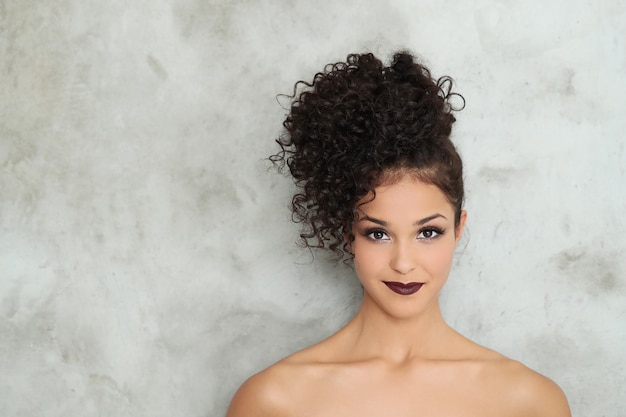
[355,176,454,218]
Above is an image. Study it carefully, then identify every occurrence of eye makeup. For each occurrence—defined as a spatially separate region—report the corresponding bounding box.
[417,226,445,240]
[362,228,390,241]
[359,225,446,241]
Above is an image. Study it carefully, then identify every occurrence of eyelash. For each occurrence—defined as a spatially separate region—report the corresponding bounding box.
[363,227,445,242]
[418,226,445,240]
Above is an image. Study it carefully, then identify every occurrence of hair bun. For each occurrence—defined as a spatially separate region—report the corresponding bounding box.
[271,50,464,259]
[391,51,417,73]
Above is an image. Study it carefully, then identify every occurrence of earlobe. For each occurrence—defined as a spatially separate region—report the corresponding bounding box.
[345,237,352,254]
[343,229,354,254]
[455,210,467,242]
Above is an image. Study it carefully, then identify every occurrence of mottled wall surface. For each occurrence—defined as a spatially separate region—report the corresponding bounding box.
[1,1,624,416]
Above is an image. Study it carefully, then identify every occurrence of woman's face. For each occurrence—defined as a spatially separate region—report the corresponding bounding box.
[351,174,466,319]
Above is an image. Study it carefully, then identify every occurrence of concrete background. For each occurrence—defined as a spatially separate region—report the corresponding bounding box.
[1,1,624,416]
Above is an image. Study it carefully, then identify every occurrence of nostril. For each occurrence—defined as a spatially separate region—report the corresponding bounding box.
[389,243,416,274]
[390,255,416,275]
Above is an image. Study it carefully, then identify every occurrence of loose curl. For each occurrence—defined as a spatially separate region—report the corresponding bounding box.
[271,51,465,259]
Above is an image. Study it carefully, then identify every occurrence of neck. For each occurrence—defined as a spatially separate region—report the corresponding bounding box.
[341,294,457,364]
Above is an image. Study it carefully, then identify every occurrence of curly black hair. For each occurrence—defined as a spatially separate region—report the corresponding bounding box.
[271,51,464,259]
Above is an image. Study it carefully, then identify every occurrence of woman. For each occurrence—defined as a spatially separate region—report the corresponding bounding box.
[227,51,570,416]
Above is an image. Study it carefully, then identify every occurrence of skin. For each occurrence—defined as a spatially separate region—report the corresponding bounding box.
[227,174,571,417]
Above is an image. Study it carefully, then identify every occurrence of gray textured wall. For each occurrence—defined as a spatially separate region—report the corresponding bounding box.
[1,1,625,416]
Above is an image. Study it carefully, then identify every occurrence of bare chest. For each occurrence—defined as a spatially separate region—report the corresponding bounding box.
[286,364,514,417]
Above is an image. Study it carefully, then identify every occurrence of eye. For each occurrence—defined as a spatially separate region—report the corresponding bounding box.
[417,227,444,240]
[365,229,390,241]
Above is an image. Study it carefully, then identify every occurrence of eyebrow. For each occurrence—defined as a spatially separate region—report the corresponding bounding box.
[358,213,447,226]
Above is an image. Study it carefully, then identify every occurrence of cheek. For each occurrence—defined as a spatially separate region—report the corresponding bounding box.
[353,243,384,276]
[424,245,456,274]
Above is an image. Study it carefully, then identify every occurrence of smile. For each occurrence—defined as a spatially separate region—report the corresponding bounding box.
[383,281,423,295]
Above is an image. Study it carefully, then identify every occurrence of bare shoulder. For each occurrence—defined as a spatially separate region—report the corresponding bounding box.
[487,357,571,417]
[225,348,322,417]
[456,336,570,416]
[225,361,294,417]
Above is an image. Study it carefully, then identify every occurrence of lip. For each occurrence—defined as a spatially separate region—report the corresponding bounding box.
[383,281,423,295]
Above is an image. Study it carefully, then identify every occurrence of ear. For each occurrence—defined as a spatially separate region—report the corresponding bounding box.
[455,210,467,243]
[342,222,354,254]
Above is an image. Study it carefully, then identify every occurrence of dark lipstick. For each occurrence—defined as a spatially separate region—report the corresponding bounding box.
[383,281,423,295]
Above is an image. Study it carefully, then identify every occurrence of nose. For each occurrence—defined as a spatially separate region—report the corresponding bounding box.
[389,240,416,275]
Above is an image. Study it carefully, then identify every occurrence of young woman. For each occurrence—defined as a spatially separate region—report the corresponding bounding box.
[227,51,570,417]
